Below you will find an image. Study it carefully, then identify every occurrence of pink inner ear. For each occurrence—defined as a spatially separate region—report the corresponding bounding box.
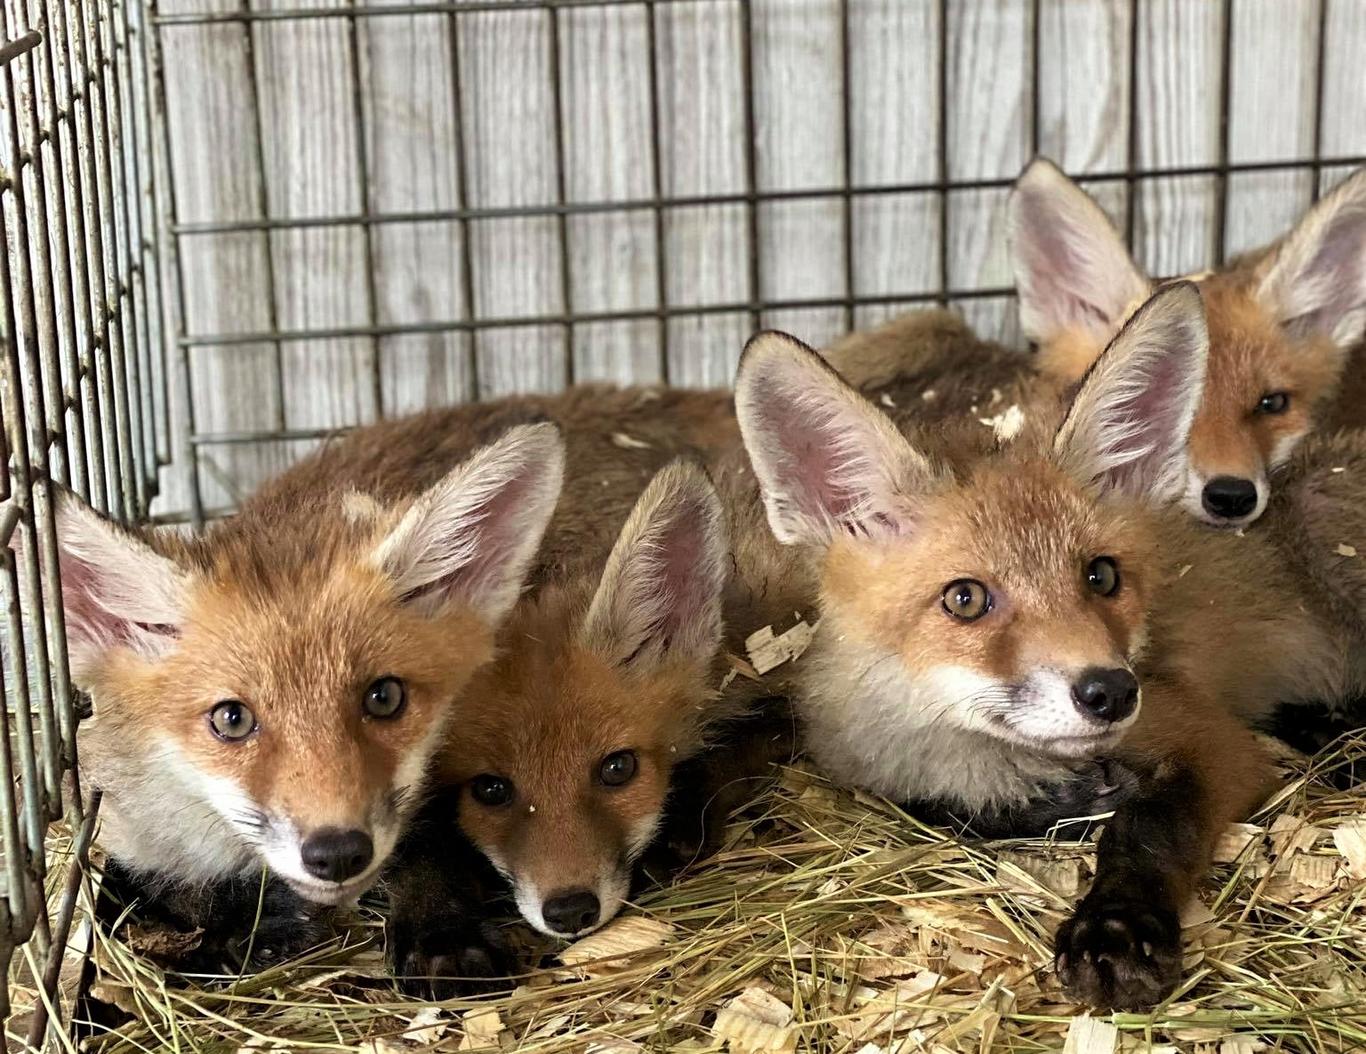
[1104,344,1192,492]
[750,377,865,528]
[643,496,713,652]
[1016,195,1118,334]
[1285,209,1366,337]
[57,546,178,652]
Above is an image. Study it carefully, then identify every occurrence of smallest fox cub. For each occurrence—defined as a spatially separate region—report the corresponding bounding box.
[387,460,795,996]
[49,422,564,964]
[1010,159,1366,527]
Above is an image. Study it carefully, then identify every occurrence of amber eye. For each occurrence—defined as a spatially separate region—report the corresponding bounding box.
[1256,391,1290,415]
[363,676,406,719]
[599,750,638,787]
[941,579,991,621]
[470,775,514,807]
[1086,556,1121,597]
[209,700,257,742]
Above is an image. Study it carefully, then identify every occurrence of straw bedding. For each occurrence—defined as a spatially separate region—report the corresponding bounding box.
[7,731,1366,1053]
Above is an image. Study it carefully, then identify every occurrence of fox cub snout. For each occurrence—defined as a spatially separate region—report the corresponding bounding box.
[52,424,564,904]
[1010,158,1366,528]
[441,461,729,937]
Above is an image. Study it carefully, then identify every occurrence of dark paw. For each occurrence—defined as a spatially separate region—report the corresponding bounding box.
[226,910,335,969]
[389,919,513,999]
[1055,896,1182,1010]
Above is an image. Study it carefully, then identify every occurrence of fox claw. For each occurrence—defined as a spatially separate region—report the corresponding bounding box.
[1055,895,1182,1010]
[389,918,513,1000]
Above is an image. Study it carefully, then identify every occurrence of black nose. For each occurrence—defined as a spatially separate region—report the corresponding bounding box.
[1201,476,1258,519]
[542,889,601,934]
[300,828,374,882]
[1071,667,1140,723]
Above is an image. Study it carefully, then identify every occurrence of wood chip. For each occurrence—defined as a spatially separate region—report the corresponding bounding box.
[405,1007,449,1045]
[1332,466,1347,474]
[1063,1016,1120,1054]
[124,922,205,963]
[1270,815,1321,860]
[713,987,796,1053]
[978,404,1025,442]
[880,392,896,408]
[458,1008,506,1051]
[611,432,652,449]
[921,388,937,402]
[1212,822,1264,862]
[1333,818,1366,879]
[1177,563,1194,577]
[1335,543,1358,557]
[559,917,674,979]
[995,850,1082,899]
[744,619,818,675]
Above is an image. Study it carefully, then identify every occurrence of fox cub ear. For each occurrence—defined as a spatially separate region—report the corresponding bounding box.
[1254,166,1366,348]
[371,422,565,624]
[1054,281,1208,504]
[43,490,190,674]
[582,460,727,670]
[734,330,937,547]
[1009,158,1150,348]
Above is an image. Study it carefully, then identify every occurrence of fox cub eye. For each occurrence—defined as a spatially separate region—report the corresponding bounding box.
[363,676,405,718]
[471,775,513,807]
[599,750,638,787]
[1256,391,1290,415]
[1086,556,1120,596]
[941,579,991,621]
[209,700,257,742]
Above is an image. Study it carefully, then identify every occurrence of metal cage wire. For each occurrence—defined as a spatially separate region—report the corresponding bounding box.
[1,0,1363,1046]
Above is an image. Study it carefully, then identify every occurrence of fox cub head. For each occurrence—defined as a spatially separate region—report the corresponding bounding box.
[54,424,563,904]
[1010,159,1366,528]
[735,285,1206,791]
[440,461,728,939]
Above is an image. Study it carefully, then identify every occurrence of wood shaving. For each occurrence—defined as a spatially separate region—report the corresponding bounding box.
[124,922,204,962]
[745,620,818,675]
[880,392,896,408]
[405,1007,449,1045]
[1063,1016,1120,1054]
[995,851,1082,899]
[978,404,1025,442]
[611,432,652,449]
[559,917,674,979]
[1333,818,1366,879]
[458,1008,506,1051]
[1331,466,1347,473]
[1336,543,1358,557]
[361,1041,407,1054]
[921,388,937,402]
[1270,815,1321,860]
[1212,822,1264,862]
[713,987,796,1053]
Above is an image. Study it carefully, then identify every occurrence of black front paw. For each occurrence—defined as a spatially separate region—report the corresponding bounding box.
[388,916,513,1000]
[1054,895,1182,1009]
[225,908,335,970]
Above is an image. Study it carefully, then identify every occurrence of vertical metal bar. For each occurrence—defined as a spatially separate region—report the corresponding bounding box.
[1125,0,1141,249]
[1212,0,1232,266]
[1310,0,1328,202]
[936,0,949,306]
[50,0,113,517]
[240,0,286,433]
[31,0,93,504]
[447,8,481,399]
[738,0,760,330]
[839,0,853,333]
[1029,0,1040,158]
[77,0,140,520]
[146,0,203,525]
[547,3,574,385]
[1,0,64,816]
[346,10,384,417]
[643,0,670,382]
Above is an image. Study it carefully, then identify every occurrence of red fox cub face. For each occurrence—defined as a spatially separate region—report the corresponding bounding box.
[1009,159,1366,528]
[441,462,727,938]
[54,425,563,905]
[734,285,1207,807]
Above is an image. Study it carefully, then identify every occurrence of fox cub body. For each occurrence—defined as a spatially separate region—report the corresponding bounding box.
[735,286,1285,1009]
[54,417,565,960]
[1009,159,1366,527]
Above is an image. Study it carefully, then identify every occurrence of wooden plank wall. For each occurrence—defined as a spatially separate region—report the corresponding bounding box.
[151,0,1366,517]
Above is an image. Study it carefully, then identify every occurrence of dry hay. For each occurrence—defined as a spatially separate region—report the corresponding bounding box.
[6,734,1366,1053]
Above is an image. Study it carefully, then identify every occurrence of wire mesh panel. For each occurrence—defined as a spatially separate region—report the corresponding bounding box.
[149,0,1366,527]
[1,0,170,1037]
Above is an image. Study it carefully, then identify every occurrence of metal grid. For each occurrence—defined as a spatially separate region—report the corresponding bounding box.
[0,0,1362,1044]
[154,0,1366,528]
[1,0,170,1038]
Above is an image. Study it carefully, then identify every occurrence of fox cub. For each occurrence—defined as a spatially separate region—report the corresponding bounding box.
[53,420,565,965]
[1009,159,1366,527]
[734,284,1283,1009]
